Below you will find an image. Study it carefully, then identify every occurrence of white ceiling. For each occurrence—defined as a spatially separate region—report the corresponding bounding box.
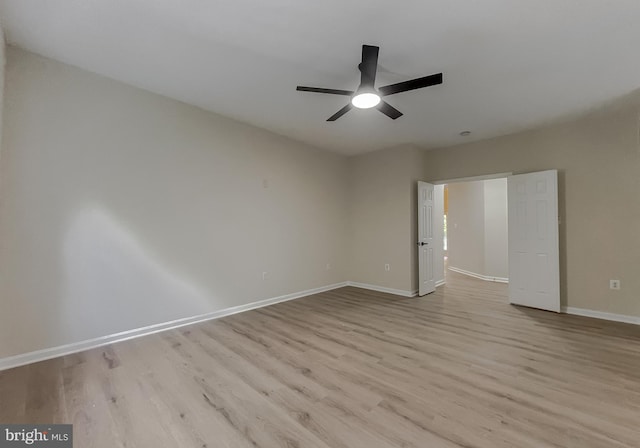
[1,1,640,155]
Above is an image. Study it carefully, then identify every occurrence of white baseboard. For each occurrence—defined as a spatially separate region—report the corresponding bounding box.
[435,279,446,287]
[0,282,348,372]
[346,281,418,297]
[6,280,637,372]
[448,266,509,283]
[562,307,640,326]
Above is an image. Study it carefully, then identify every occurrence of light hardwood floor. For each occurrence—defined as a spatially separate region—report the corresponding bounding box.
[2,272,640,447]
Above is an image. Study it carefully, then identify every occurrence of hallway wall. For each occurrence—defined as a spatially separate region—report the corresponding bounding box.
[447,178,508,280]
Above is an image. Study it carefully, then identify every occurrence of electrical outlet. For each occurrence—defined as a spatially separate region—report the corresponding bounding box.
[385,264,391,271]
[610,279,620,290]
[262,272,269,280]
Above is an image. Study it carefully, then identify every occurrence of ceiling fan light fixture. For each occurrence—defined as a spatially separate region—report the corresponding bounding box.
[351,91,380,109]
[296,44,443,121]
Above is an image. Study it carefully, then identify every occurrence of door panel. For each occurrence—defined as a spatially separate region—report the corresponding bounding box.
[507,170,560,312]
[418,181,435,296]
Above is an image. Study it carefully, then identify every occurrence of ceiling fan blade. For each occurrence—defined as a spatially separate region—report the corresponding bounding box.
[327,104,353,121]
[378,73,443,96]
[359,45,379,87]
[377,100,403,120]
[296,86,354,96]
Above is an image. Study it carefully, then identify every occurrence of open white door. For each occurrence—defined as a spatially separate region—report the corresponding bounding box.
[508,170,560,312]
[418,181,435,296]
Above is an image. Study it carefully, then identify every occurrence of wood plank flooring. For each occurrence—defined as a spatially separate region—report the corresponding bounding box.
[2,272,640,447]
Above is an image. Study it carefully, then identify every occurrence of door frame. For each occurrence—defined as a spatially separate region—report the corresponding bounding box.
[430,172,513,185]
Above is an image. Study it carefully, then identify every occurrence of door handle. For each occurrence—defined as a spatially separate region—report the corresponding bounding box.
[417,242,429,246]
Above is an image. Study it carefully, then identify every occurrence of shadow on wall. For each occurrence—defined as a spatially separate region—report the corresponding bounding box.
[61,206,213,342]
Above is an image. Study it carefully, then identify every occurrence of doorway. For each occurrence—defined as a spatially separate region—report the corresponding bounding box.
[418,171,560,313]
[443,178,509,285]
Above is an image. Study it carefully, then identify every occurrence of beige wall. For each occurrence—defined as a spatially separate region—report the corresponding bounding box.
[425,93,640,316]
[448,179,508,280]
[348,145,425,293]
[0,25,4,153]
[483,178,508,279]
[0,27,6,352]
[0,47,349,358]
[447,178,509,279]
[448,180,486,275]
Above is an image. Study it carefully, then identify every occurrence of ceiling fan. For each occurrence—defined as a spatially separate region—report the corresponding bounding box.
[296,44,443,121]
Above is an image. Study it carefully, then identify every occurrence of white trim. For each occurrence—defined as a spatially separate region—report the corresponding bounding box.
[448,266,509,283]
[346,281,418,297]
[562,307,640,326]
[0,282,348,372]
[12,280,637,372]
[431,172,512,185]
